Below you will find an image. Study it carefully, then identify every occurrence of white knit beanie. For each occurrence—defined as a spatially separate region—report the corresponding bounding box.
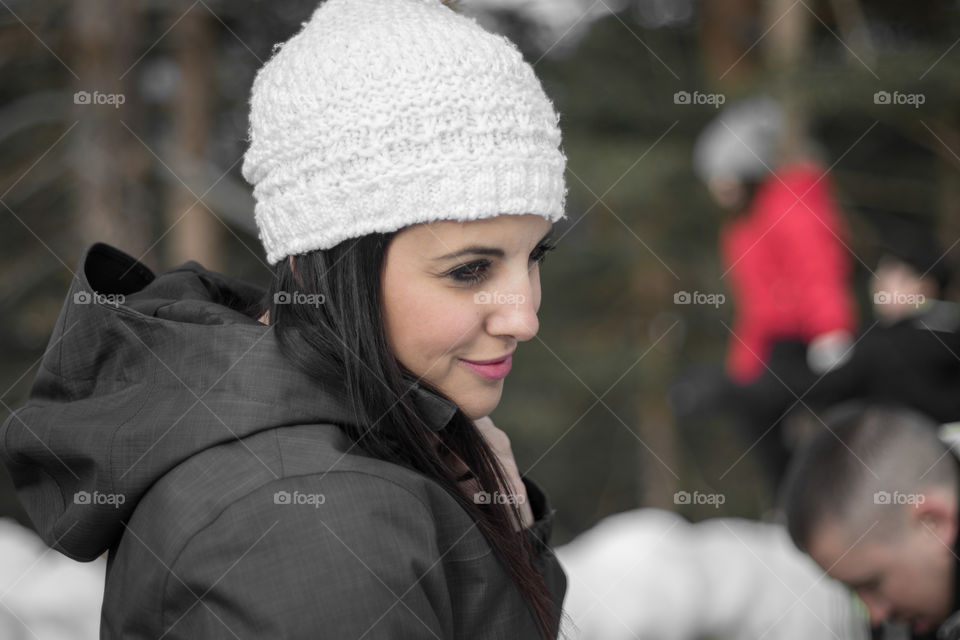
[242,0,568,265]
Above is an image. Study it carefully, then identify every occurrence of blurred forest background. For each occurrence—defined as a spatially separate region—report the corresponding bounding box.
[1,0,959,547]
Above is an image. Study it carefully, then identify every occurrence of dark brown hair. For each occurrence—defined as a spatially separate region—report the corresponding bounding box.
[249,232,562,639]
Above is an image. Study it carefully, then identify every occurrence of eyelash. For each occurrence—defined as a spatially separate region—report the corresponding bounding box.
[447,242,557,284]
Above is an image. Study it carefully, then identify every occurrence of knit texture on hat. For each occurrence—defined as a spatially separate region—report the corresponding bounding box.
[242,0,568,265]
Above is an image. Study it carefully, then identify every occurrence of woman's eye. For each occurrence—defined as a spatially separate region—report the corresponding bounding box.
[448,260,490,284]
[530,242,557,264]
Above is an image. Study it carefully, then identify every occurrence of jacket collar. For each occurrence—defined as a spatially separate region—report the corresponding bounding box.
[407,378,460,432]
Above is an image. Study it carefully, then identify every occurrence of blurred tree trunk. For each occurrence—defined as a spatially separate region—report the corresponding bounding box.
[636,398,679,510]
[698,0,758,93]
[69,0,150,261]
[827,0,875,66]
[762,0,812,163]
[632,266,681,510]
[166,2,221,271]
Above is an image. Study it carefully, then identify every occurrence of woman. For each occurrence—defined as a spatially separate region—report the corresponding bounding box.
[0,0,570,637]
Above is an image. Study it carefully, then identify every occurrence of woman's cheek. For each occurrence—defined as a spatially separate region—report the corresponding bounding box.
[418,299,481,365]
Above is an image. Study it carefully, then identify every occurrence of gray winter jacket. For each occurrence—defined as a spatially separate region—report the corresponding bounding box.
[0,242,567,639]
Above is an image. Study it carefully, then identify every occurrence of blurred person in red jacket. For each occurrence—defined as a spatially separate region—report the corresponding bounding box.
[677,96,859,490]
[694,96,858,384]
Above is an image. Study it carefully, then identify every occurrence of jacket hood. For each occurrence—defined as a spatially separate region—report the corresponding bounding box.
[1,242,457,562]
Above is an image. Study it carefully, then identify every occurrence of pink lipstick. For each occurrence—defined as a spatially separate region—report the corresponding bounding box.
[460,354,513,380]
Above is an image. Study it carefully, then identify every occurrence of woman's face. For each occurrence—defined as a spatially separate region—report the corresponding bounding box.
[381,214,555,420]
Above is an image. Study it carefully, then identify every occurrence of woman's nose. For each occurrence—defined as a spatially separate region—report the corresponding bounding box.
[480,279,539,342]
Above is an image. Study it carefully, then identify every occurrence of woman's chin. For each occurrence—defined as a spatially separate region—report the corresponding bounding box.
[453,386,504,421]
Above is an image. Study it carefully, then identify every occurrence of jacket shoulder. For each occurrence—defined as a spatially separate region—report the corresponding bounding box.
[159,469,452,638]
[129,422,479,554]
[103,423,491,637]
[102,423,564,639]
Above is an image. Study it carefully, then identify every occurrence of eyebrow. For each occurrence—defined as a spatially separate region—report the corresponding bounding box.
[432,228,555,262]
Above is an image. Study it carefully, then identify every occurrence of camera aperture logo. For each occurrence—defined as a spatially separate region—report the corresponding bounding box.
[873,490,925,505]
[673,490,725,509]
[473,290,526,308]
[273,290,326,307]
[73,290,125,307]
[873,90,924,109]
[74,90,125,109]
[74,490,125,508]
[273,490,326,508]
[674,290,725,308]
[873,290,925,308]
[473,490,526,505]
[674,90,725,108]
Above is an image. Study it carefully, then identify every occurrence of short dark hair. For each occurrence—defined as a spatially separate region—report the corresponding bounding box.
[781,404,957,552]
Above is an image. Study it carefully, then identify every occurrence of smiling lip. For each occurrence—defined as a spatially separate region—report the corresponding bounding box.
[460,354,513,380]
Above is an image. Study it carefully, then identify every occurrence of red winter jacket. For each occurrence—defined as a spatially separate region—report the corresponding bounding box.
[720,162,857,383]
